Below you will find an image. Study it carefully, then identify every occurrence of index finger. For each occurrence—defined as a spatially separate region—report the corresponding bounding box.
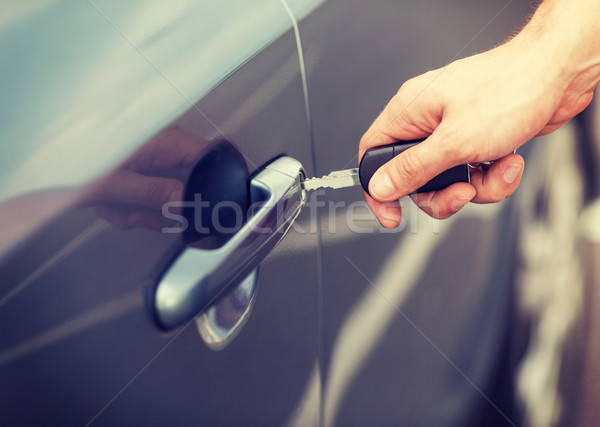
[367,122,467,201]
[363,190,403,229]
[358,98,431,163]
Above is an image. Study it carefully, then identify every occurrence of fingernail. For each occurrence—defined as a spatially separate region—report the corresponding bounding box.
[370,170,396,199]
[450,196,471,212]
[503,164,522,184]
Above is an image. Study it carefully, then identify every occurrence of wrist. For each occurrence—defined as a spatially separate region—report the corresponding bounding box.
[512,0,600,95]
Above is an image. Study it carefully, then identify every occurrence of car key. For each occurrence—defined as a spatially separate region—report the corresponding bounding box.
[302,139,470,195]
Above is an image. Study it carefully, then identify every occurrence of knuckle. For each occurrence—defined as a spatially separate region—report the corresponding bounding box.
[392,150,424,184]
[143,179,169,207]
[392,81,416,109]
[397,76,421,96]
[396,80,412,96]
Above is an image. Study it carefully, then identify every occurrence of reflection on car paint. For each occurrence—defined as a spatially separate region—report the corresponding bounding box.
[0,220,109,306]
[287,202,503,427]
[196,269,259,351]
[0,291,141,368]
[0,0,295,206]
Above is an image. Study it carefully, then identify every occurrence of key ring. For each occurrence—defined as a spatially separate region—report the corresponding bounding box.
[467,161,494,171]
[467,150,517,171]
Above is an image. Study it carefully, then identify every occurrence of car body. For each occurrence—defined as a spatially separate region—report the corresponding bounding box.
[1,1,597,426]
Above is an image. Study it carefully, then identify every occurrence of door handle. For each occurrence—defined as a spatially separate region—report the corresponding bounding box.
[152,156,306,330]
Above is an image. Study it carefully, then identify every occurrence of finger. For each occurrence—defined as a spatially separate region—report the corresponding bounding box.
[127,126,211,172]
[364,191,402,228]
[358,77,442,162]
[95,205,130,230]
[90,169,184,211]
[537,120,568,136]
[96,205,178,232]
[359,103,430,162]
[537,92,594,136]
[469,153,524,204]
[367,123,461,202]
[410,182,476,219]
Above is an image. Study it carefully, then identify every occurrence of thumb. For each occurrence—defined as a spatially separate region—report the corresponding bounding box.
[367,128,458,201]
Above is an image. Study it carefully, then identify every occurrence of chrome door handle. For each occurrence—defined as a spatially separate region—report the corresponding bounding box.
[152,156,306,330]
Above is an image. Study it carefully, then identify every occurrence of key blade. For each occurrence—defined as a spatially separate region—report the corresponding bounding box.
[303,168,360,191]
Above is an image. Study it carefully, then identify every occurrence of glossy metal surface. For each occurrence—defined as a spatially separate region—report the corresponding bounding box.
[2,0,596,425]
[154,156,306,329]
[302,168,360,191]
[0,0,297,258]
[196,269,259,351]
[0,2,321,424]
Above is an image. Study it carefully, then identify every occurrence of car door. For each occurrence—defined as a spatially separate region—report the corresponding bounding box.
[292,0,535,425]
[0,1,323,425]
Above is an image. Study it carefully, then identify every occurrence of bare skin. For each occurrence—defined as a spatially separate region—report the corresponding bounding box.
[359,0,600,227]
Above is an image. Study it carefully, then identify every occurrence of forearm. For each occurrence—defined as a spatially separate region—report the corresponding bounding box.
[515,0,600,91]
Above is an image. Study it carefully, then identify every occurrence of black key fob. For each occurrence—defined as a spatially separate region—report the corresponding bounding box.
[359,139,470,197]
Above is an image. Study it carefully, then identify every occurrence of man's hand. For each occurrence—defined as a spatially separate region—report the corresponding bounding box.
[360,0,600,227]
[85,127,209,231]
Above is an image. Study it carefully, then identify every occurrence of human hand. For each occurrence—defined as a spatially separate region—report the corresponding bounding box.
[85,127,210,231]
[359,31,598,227]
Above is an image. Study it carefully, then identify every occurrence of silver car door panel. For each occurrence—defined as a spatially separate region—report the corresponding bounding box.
[0,2,320,426]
